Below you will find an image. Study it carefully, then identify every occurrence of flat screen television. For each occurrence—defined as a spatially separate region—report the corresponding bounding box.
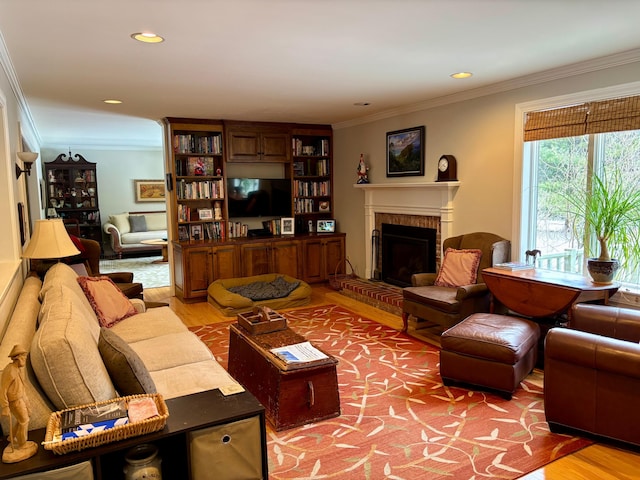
[227,178,292,218]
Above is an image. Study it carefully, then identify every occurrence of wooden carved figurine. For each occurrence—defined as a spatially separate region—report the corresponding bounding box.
[1,345,38,463]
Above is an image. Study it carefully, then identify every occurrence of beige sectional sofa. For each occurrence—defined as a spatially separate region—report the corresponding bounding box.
[0,262,240,434]
[103,211,167,258]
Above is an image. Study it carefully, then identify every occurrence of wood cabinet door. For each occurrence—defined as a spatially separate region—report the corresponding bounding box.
[212,244,238,280]
[261,132,290,163]
[323,236,345,279]
[185,247,214,297]
[302,238,324,283]
[240,242,271,276]
[271,239,300,278]
[228,130,260,162]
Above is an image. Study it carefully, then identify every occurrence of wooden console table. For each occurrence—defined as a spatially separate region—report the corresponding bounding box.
[482,267,619,319]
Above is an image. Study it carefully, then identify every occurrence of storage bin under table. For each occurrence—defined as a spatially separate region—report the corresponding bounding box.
[228,323,340,431]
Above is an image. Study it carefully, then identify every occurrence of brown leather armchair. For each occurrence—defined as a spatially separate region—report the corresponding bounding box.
[68,238,144,299]
[544,303,640,447]
[401,232,510,332]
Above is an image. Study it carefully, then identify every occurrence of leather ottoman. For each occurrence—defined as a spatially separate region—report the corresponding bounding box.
[440,313,540,399]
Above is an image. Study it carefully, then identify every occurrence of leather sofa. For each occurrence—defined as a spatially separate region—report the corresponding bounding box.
[544,303,640,447]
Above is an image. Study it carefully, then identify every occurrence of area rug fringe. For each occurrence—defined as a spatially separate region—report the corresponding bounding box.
[192,304,591,479]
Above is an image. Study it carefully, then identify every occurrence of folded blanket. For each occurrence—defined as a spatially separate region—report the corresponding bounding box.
[229,276,300,301]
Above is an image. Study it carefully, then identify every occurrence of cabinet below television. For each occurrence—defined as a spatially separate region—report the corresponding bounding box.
[173,233,345,302]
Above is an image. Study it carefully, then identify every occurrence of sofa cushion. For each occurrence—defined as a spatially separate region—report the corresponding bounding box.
[144,212,167,231]
[110,307,189,343]
[434,248,483,287]
[77,276,137,328]
[121,230,167,245]
[150,360,241,400]
[129,215,147,232]
[0,276,54,432]
[98,328,157,395]
[109,212,131,234]
[40,263,94,316]
[31,293,117,410]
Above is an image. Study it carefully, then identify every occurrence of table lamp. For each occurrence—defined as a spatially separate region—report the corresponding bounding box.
[22,219,80,275]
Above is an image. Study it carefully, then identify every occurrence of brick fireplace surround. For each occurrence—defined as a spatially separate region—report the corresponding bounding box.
[354,182,461,279]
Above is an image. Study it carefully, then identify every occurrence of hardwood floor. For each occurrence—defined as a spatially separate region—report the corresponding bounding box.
[144,285,640,479]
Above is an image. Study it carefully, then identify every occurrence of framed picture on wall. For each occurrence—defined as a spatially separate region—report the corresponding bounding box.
[134,179,165,202]
[386,126,425,177]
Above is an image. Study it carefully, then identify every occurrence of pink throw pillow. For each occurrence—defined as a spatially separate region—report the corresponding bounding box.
[434,248,483,287]
[77,276,137,327]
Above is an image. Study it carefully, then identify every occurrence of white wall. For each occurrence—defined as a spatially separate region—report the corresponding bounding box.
[333,61,640,277]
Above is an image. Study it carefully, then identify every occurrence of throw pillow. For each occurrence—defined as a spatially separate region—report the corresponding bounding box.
[129,215,147,232]
[98,328,157,395]
[434,248,483,287]
[108,213,131,235]
[77,276,137,327]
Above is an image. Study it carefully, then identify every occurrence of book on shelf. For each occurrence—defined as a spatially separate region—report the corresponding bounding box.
[494,261,534,271]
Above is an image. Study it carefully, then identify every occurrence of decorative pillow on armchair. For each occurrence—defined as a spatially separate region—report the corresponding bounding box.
[77,276,137,327]
[434,248,483,287]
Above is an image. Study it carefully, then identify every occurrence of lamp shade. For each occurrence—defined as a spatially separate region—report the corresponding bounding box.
[22,219,80,259]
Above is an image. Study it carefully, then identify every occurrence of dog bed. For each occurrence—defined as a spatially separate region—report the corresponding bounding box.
[207,273,312,316]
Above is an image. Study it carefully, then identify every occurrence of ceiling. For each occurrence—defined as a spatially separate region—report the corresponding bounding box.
[1,0,640,150]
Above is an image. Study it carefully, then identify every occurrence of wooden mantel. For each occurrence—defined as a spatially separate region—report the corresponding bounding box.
[353,182,461,278]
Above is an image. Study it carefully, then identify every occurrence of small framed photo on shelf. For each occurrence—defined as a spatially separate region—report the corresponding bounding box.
[318,200,330,212]
[386,126,425,177]
[281,217,295,235]
[317,219,336,234]
[198,208,213,220]
[190,224,203,241]
[178,225,189,242]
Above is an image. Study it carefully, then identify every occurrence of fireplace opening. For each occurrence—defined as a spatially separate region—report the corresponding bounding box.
[381,223,436,287]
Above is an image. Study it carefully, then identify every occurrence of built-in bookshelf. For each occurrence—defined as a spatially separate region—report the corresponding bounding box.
[165,119,227,243]
[291,127,333,232]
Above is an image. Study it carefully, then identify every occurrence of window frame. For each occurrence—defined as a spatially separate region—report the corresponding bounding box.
[514,81,640,305]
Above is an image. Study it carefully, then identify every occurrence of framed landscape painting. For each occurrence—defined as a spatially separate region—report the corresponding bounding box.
[386,126,425,177]
[135,179,165,202]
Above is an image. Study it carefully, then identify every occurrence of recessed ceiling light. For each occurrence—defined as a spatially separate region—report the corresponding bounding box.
[450,72,473,79]
[131,32,164,43]
[103,99,122,104]
[354,102,371,106]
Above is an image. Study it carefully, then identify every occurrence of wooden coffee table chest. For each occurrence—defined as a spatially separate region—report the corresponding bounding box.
[228,323,340,431]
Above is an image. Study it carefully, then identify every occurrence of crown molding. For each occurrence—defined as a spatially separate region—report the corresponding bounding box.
[333,48,640,130]
[0,30,41,146]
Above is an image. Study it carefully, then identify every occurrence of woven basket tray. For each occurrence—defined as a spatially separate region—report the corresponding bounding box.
[44,393,169,455]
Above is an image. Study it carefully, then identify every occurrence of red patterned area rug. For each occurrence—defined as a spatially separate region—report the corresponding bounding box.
[190,305,591,479]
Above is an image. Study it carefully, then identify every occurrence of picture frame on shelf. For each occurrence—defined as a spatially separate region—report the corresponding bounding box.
[134,179,166,202]
[281,217,295,235]
[190,224,203,241]
[386,126,425,177]
[178,225,189,242]
[198,208,213,220]
[318,200,330,212]
[316,219,336,234]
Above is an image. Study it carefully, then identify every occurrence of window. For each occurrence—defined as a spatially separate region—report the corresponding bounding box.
[520,93,640,295]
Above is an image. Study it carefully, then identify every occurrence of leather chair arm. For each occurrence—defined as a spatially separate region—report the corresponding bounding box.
[104,272,134,283]
[455,283,488,301]
[571,304,640,343]
[545,327,640,380]
[411,273,437,286]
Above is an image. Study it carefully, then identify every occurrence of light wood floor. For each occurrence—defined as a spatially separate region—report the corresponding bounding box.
[144,285,640,479]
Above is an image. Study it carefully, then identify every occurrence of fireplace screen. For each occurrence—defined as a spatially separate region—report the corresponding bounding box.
[381,223,436,287]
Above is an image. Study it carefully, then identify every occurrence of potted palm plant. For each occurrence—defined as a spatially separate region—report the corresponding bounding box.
[563,169,640,284]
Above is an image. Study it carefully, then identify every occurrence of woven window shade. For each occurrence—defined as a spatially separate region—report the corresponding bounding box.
[524,94,640,142]
[586,96,640,134]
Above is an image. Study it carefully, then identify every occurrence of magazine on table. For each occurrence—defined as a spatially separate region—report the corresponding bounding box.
[271,341,328,364]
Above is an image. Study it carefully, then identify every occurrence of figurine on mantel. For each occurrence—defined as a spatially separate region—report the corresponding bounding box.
[357,153,369,184]
[1,345,38,463]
